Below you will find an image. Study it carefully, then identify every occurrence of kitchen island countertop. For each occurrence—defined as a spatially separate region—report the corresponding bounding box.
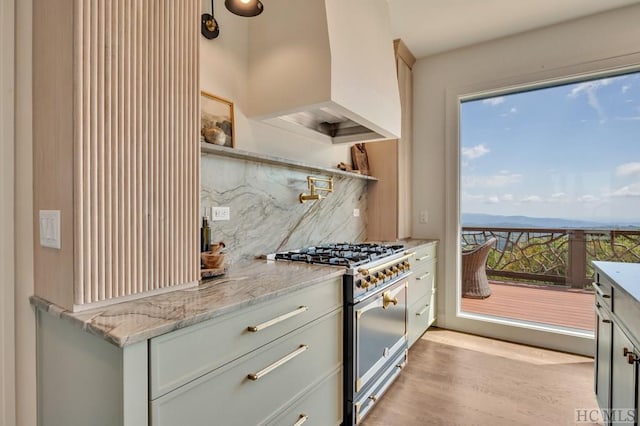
[31,260,344,348]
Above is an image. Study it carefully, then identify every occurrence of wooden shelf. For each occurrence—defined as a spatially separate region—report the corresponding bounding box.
[200,142,378,181]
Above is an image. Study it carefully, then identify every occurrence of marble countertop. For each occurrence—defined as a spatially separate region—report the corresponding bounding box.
[593,261,640,304]
[31,238,438,348]
[31,260,345,348]
[396,238,438,250]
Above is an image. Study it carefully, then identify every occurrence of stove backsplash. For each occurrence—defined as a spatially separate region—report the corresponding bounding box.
[201,153,368,263]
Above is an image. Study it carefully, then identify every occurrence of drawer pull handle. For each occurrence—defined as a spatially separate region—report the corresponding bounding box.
[593,285,610,299]
[247,344,308,381]
[416,273,430,281]
[247,306,308,332]
[416,305,429,316]
[416,255,431,261]
[293,414,308,426]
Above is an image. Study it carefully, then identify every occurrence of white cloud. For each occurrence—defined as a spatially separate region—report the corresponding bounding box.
[568,79,616,122]
[611,182,640,198]
[551,192,567,198]
[500,107,518,117]
[616,162,640,176]
[461,144,490,160]
[578,194,599,203]
[462,173,523,188]
[622,85,631,94]
[486,196,500,204]
[520,195,542,203]
[482,97,505,106]
[501,194,514,201]
[463,192,485,200]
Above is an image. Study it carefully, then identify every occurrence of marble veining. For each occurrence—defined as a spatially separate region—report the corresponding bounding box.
[31,260,345,347]
[201,153,368,263]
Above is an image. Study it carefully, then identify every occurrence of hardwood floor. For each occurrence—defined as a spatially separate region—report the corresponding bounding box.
[361,328,601,426]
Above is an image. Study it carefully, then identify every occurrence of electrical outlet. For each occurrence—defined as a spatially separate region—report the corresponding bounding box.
[419,210,429,224]
[353,208,360,217]
[212,206,230,221]
[40,210,61,249]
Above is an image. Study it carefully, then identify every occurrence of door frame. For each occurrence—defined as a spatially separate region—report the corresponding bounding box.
[1,0,16,423]
[439,53,640,356]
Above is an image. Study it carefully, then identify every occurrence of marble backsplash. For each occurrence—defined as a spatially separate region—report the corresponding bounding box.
[201,153,368,263]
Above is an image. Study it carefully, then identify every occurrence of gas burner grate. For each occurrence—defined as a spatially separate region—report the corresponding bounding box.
[274,243,405,268]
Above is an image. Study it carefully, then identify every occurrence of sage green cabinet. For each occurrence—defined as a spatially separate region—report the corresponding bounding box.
[407,242,438,347]
[36,277,343,426]
[593,262,640,426]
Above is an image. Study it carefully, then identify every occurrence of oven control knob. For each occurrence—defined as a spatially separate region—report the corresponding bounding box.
[369,276,379,286]
[392,266,400,274]
[403,261,411,270]
[377,271,386,281]
[360,278,370,289]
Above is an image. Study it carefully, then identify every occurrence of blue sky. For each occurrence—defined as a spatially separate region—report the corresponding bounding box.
[460,72,640,223]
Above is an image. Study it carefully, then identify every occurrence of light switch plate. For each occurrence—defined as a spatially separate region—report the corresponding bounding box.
[419,210,429,224]
[212,206,230,221]
[39,210,61,249]
[353,208,360,217]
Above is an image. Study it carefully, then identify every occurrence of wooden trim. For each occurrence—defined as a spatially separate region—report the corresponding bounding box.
[1,0,16,422]
[74,0,200,306]
[34,0,200,310]
[393,39,416,69]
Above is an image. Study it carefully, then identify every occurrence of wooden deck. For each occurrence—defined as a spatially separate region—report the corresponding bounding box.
[461,281,595,332]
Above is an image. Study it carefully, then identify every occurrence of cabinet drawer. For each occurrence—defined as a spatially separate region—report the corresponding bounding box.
[408,293,431,347]
[408,262,435,306]
[267,369,342,426]
[150,309,343,426]
[411,244,437,268]
[150,277,342,399]
[594,272,613,311]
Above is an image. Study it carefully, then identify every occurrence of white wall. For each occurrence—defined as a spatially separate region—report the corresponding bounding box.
[199,0,352,168]
[412,4,640,353]
[1,0,17,423]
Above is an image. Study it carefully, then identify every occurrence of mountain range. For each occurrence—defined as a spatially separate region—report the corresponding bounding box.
[462,213,640,229]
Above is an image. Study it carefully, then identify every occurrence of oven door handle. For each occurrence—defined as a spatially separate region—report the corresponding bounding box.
[356,282,405,318]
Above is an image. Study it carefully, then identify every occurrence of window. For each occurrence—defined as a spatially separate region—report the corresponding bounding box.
[459,71,640,333]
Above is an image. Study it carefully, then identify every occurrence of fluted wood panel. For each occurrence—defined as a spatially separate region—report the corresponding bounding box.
[72,0,199,306]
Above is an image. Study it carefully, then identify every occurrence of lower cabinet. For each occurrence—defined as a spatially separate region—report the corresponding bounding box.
[610,323,637,426]
[36,277,343,426]
[150,309,342,426]
[593,262,640,426]
[594,299,612,412]
[407,242,438,348]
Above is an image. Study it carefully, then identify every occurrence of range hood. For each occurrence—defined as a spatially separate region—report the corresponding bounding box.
[247,0,401,144]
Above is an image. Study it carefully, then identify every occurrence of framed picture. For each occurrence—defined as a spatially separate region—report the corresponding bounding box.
[201,91,234,148]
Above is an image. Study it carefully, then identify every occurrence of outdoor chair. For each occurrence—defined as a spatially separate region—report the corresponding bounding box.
[461,238,497,299]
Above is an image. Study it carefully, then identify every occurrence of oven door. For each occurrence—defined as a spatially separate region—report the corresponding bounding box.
[353,278,408,395]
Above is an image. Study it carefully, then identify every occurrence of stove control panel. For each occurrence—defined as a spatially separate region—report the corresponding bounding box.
[357,254,413,291]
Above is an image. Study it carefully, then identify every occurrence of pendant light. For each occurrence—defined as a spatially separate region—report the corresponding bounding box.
[225,0,264,17]
[201,0,220,39]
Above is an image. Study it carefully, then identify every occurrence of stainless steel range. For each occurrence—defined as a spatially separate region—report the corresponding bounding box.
[273,243,414,425]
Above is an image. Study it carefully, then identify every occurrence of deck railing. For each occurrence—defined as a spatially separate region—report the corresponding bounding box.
[461,227,640,289]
